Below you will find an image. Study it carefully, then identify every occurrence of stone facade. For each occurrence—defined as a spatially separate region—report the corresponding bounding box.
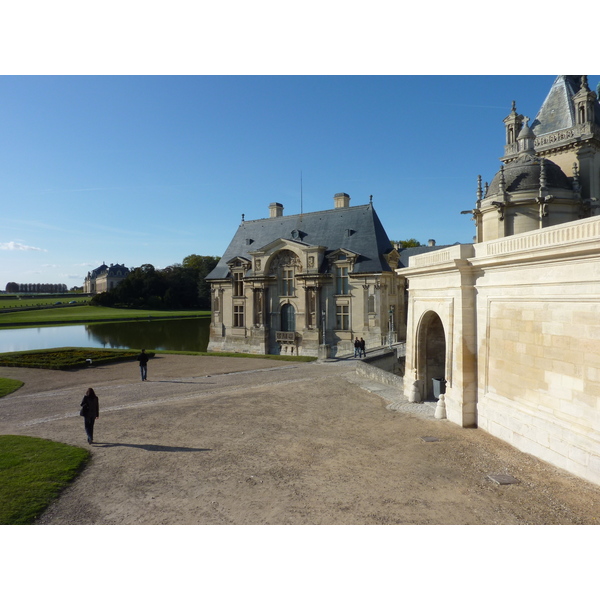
[400,76,600,486]
[83,263,130,294]
[206,195,403,357]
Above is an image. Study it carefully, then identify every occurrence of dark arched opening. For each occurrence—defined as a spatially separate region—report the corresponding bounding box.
[417,311,446,400]
[281,303,295,332]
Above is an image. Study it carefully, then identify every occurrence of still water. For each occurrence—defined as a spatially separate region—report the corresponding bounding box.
[0,318,211,353]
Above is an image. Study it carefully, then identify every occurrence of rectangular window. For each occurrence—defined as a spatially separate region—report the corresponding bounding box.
[233,272,244,297]
[336,304,349,330]
[336,266,349,295]
[282,268,294,296]
[233,304,245,327]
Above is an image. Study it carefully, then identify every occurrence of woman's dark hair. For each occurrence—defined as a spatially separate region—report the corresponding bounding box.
[85,387,98,398]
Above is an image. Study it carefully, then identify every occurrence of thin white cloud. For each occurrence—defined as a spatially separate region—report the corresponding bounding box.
[0,241,47,252]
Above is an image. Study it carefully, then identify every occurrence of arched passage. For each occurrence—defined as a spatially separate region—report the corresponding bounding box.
[416,311,447,400]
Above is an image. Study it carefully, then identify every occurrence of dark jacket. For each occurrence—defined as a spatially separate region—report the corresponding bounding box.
[137,352,149,366]
[81,395,99,419]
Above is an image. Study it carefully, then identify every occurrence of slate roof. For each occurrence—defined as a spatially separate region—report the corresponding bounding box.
[206,203,395,280]
[89,264,108,278]
[531,75,600,135]
[486,154,572,197]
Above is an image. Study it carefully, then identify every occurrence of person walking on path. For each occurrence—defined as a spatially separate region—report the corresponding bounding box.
[354,337,361,358]
[80,387,99,444]
[137,349,149,381]
[359,338,366,358]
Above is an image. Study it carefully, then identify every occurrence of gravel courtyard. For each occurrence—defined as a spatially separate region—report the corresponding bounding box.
[1,354,599,525]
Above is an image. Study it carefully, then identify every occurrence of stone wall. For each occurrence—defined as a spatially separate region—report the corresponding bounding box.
[474,216,600,485]
[401,215,600,486]
[355,349,405,389]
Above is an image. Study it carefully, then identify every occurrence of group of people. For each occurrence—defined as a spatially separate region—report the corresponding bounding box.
[79,349,150,444]
[354,337,367,358]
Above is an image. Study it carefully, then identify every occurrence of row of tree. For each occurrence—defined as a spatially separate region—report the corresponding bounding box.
[5,282,68,293]
[90,255,220,310]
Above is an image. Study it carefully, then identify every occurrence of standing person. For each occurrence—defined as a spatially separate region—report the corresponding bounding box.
[80,387,99,444]
[354,337,360,358]
[360,337,366,358]
[137,349,149,381]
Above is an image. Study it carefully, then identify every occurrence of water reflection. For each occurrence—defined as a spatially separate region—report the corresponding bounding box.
[0,318,211,353]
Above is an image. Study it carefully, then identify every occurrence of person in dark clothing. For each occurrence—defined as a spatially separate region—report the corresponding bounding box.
[359,338,366,358]
[80,387,99,444]
[137,349,149,381]
[354,337,360,358]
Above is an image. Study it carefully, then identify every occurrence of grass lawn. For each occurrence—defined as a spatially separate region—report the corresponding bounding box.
[0,304,210,327]
[0,296,91,309]
[0,378,24,397]
[0,435,90,525]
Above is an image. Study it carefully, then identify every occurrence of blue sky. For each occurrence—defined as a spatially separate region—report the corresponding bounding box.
[5,74,598,288]
[1,3,598,289]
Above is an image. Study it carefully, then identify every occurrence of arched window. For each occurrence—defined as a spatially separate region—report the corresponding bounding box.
[268,250,301,297]
[281,303,295,332]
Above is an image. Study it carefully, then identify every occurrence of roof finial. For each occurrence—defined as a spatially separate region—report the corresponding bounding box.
[539,157,548,197]
[572,162,581,195]
[369,194,373,205]
[511,100,517,112]
[241,213,245,222]
[477,175,483,203]
[499,165,506,194]
[581,75,590,91]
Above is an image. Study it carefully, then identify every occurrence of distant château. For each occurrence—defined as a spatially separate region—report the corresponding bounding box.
[5,282,68,293]
[83,263,130,294]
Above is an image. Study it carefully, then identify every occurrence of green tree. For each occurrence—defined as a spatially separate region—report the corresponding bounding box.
[391,238,421,248]
[182,254,220,309]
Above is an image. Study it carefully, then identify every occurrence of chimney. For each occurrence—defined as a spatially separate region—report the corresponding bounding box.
[428,239,436,247]
[334,193,350,209]
[269,202,284,218]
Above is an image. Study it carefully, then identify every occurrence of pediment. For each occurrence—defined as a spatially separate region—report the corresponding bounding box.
[327,247,361,262]
[226,256,252,269]
[249,237,311,256]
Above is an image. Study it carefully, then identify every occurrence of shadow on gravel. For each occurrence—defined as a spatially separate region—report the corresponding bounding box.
[92,442,212,452]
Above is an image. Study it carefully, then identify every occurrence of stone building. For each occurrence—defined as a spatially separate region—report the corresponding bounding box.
[206,194,402,356]
[400,76,600,485]
[83,263,130,294]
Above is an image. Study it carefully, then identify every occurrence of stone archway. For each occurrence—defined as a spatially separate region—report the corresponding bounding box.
[416,311,446,400]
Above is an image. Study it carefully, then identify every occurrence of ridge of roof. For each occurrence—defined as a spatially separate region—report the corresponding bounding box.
[241,202,374,225]
[206,202,394,280]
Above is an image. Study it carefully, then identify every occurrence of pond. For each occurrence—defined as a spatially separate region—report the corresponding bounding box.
[0,318,211,353]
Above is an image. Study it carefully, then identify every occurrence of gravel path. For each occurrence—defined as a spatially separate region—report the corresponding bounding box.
[1,354,599,525]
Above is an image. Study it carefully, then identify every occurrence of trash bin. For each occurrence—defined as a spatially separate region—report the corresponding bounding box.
[432,377,446,399]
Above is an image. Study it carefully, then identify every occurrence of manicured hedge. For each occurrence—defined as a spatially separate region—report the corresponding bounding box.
[0,348,155,370]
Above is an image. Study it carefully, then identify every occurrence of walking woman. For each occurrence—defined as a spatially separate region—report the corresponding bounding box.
[80,387,99,444]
